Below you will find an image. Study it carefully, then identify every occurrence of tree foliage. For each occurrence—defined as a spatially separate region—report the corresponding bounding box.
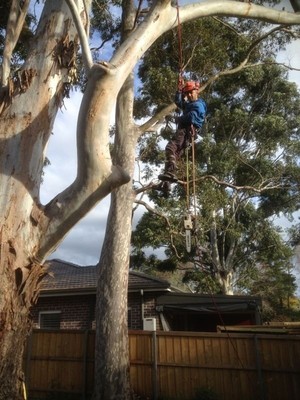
[0,1,35,62]
[132,12,300,304]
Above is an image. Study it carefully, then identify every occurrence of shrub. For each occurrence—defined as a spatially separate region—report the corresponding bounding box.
[192,386,220,400]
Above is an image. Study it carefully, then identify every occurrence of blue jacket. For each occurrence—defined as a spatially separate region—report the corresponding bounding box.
[175,91,207,129]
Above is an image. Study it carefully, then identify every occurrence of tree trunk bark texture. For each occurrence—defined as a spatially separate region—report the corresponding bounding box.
[0,261,35,399]
[0,2,89,397]
[93,66,137,399]
[93,171,136,400]
[93,3,137,397]
[93,186,134,400]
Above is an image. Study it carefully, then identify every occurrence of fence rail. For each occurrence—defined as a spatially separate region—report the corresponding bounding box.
[24,329,300,400]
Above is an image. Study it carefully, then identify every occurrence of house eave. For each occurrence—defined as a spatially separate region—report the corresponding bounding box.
[39,288,96,297]
[39,287,171,298]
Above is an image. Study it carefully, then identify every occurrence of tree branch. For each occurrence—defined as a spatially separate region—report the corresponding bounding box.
[212,16,242,36]
[138,22,297,137]
[179,1,300,25]
[37,164,130,259]
[64,0,93,73]
[134,172,294,196]
[138,103,176,136]
[134,198,182,259]
[203,25,286,89]
[197,174,296,193]
[0,0,30,87]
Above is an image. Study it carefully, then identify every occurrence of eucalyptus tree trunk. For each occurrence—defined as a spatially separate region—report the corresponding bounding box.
[93,80,137,398]
[0,2,85,397]
[93,2,137,399]
[210,209,235,294]
[0,0,129,397]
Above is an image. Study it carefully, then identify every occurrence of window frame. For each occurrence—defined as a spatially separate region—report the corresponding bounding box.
[39,310,61,329]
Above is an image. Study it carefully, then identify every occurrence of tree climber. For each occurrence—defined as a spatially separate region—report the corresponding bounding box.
[158,80,207,183]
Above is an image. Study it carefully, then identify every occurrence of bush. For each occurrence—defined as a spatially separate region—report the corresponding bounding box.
[192,386,220,400]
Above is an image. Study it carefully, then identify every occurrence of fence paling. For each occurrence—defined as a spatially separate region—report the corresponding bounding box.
[24,329,300,400]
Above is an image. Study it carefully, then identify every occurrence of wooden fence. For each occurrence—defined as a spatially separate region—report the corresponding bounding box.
[24,329,300,400]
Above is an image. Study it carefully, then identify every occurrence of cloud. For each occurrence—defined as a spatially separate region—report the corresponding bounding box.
[50,198,111,265]
[41,91,82,203]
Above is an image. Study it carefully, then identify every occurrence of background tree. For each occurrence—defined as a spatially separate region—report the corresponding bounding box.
[132,18,300,297]
[1,1,300,399]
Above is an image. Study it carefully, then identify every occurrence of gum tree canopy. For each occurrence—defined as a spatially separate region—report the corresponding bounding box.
[1,1,300,399]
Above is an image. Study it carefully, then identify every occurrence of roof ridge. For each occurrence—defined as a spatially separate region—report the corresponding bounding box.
[41,260,170,293]
[47,258,96,269]
[129,269,170,284]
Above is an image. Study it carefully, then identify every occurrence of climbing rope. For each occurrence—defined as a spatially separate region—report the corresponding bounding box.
[175,1,198,254]
[184,128,198,253]
[176,0,184,79]
[191,127,198,221]
[185,145,190,209]
[174,9,255,382]
[184,145,192,252]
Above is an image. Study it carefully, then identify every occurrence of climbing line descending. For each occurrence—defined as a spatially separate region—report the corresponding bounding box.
[175,1,199,254]
[185,145,190,209]
[174,4,255,385]
[184,145,192,253]
[184,131,198,253]
[191,132,197,223]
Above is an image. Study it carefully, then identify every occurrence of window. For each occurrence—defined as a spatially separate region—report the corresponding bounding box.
[39,311,61,329]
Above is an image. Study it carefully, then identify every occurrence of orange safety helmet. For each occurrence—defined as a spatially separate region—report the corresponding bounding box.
[182,81,200,93]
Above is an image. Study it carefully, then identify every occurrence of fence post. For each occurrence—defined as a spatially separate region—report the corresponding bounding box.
[152,331,158,400]
[82,330,89,400]
[254,334,266,400]
[24,332,33,394]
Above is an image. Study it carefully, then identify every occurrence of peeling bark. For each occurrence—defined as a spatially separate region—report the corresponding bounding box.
[0,1,92,397]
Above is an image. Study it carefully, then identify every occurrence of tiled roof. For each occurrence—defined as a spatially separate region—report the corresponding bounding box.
[40,259,170,295]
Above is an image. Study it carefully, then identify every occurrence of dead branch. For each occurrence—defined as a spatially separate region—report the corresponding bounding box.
[134,198,182,259]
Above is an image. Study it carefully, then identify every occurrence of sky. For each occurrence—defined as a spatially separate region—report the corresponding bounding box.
[40,1,300,275]
[40,91,109,265]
